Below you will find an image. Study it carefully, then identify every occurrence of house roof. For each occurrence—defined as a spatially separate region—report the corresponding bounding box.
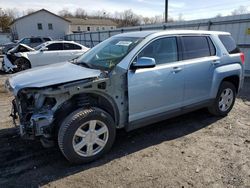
[67,18,118,26]
[11,9,71,25]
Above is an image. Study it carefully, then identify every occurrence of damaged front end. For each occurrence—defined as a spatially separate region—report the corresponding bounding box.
[1,44,34,73]
[10,88,57,140]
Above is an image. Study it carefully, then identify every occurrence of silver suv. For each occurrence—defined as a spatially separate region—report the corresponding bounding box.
[6,30,245,164]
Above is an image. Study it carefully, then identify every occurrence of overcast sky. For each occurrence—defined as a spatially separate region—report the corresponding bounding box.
[0,0,250,20]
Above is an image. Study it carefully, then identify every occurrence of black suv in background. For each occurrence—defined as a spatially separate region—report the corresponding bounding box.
[1,37,52,54]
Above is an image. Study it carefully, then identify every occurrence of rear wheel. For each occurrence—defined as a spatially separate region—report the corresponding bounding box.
[13,58,31,72]
[58,107,116,164]
[208,81,236,116]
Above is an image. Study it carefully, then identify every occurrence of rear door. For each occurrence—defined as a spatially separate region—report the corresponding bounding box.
[61,43,84,61]
[128,36,185,122]
[180,35,218,106]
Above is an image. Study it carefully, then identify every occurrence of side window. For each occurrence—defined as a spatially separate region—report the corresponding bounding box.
[138,37,178,65]
[63,43,82,50]
[74,44,82,50]
[30,38,42,43]
[47,43,63,51]
[207,37,216,56]
[219,35,240,54]
[182,36,210,60]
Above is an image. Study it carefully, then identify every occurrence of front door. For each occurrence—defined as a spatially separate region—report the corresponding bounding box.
[32,43,63,67]
[127,36,185,123]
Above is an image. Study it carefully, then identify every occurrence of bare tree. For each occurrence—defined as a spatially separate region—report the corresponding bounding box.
[119,9,140,26]
[0,8,14,31]
[231,6,249,15]
[4,8,20,19]
[91,10,110,19]
[142,16,151,25]
[75,8,87,18]
[149,15,164,24]
[58,8,73,18]
[23,9,36,16]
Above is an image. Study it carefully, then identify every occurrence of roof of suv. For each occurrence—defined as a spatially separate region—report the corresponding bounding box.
[115,30,230,38]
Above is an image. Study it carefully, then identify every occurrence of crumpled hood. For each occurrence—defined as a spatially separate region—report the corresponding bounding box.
[8,62,101,94]
[8,43,34,54]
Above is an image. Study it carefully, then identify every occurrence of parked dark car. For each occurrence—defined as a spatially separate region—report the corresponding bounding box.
[1,37,52,54]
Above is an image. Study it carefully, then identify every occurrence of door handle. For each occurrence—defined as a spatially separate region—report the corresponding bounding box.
[212,60,220,65]
[171,67,182,73]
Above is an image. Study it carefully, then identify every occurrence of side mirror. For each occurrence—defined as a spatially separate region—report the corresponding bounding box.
[132,57,156,69]
[40,47,48,52]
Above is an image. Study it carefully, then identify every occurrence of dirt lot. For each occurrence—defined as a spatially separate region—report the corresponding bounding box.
[0,72,249,188]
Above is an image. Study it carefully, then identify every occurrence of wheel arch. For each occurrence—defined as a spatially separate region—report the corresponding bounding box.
[16,57,32,68]
[211,64,242,98]
[54,91,120,130]
[221,75,240,93]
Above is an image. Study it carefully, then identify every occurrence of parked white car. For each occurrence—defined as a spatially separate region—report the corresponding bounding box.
[1,41,89,72]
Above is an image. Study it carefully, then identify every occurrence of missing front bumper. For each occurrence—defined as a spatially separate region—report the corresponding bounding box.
[1,55,17,72]
[10,99,54,139]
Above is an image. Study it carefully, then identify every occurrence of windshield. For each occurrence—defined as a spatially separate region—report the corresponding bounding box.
[34,43,46,50]
[76,36,142,70]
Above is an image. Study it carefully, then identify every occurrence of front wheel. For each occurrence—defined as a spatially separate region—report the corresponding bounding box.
[58,107,116,164]
[12,58,31,72]
[208,81,236,116]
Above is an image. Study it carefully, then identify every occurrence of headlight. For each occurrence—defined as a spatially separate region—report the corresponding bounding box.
[5,79,13,93]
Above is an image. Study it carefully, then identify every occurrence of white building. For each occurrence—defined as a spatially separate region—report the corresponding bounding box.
[67,18,117,33]
[11,9,70,40]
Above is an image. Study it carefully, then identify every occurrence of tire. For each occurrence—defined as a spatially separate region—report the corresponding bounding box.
[13,58,31,72]
[58,107,116,164]
[208,81,236,116]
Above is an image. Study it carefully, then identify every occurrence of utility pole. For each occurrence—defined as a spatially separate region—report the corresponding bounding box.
[165,0,168,22]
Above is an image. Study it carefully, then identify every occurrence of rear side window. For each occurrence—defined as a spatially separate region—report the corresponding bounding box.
[138,37,178,65]
[219,35,240,54]
[207,37,216,56]
[182,36,211,60]
[47,43,63,51]
[63,43,82,50]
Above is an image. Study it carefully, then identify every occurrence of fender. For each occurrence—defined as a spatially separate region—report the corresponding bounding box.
[210,63,242,98]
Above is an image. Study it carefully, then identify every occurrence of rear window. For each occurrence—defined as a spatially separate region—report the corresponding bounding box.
[182,36,211,60]
[219,35,240,54]
[31,38,42,43]
[43,37,51,41]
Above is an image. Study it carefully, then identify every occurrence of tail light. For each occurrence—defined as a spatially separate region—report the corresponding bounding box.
[240,52,245,64]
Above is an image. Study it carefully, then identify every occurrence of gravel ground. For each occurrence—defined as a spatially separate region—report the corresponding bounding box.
[0,72,249,188]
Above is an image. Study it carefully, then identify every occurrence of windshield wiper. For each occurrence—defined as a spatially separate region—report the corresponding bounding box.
[76,61,92,68]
